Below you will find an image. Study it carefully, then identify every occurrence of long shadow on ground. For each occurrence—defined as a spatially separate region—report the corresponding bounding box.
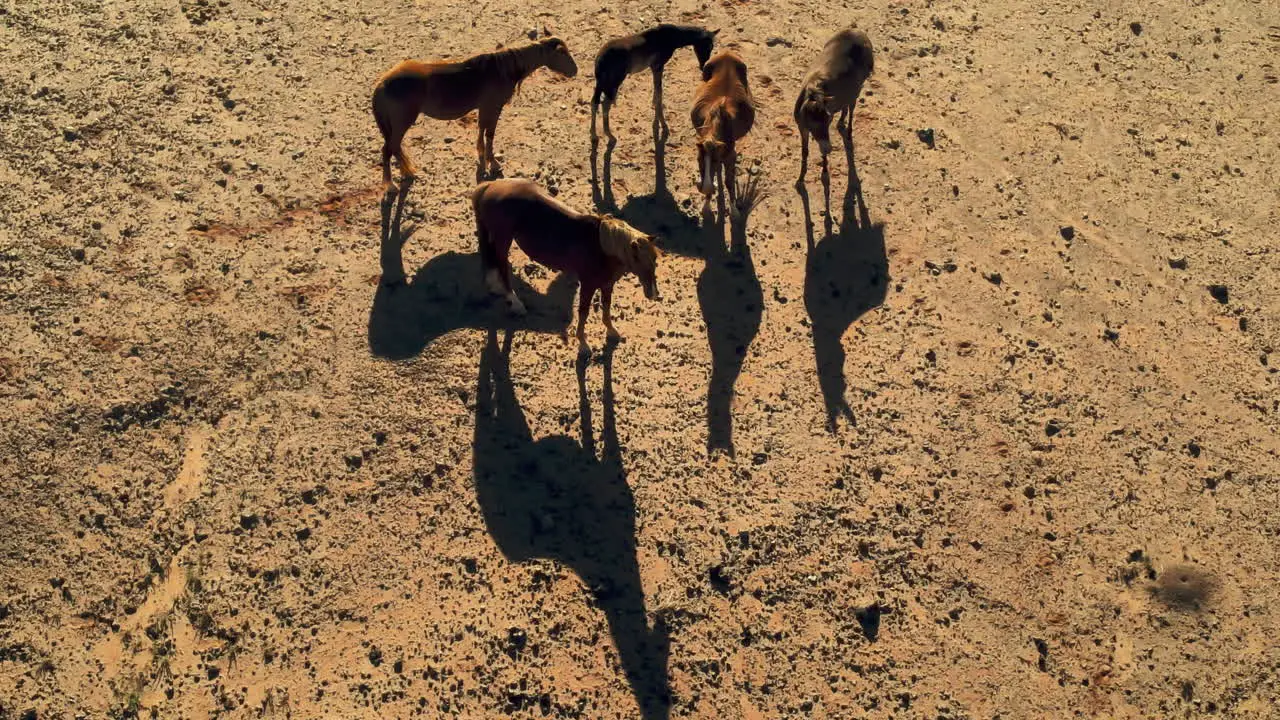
[473,330,670,719]
[800,124,889,431]
[367,184,576,359]
[607,125,762,456]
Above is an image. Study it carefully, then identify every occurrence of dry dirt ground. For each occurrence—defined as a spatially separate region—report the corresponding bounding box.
[2,0,1279,717]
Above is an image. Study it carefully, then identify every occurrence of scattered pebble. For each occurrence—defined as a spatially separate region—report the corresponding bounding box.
[1207,284,1229,304]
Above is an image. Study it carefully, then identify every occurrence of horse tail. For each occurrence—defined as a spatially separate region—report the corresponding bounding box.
[472,182,497,274]
[372,84,392,144]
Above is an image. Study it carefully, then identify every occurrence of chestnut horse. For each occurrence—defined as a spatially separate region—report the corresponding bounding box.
[372,38,578,193]
[472,179,662,355]
[691,51,756,215]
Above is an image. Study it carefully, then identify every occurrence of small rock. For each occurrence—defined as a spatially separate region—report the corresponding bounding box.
[1103,328,1120,342]
[295,527,311,541]
[853,602,881,641]
[1207,284,1229,304]
[1059,226,1075,241]
[239,513,260,530]
[985,271,1002,285]
[218,160,232,174]
[1186,441,1201,458]
[916,128,936,149]
[766,36,792,47]
[222,98,236,110]
[1130,21,1143,36]
[526,27,537,40]
[1167,256,1188,270]
[62,127,80,142]
[507,627,527,657]
[1044,420,1062,437]
[70,247,86,262]
[368,646,383,667]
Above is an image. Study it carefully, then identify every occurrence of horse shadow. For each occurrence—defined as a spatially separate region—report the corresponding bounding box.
[799,130,889,431]
[600,123,761,456]
[367,191,576,359]
[473,329,671,720]
[698,212,762,456]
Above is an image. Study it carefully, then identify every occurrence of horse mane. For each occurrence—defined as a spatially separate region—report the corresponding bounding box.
[597,216,648,270]
[465,42,543,89]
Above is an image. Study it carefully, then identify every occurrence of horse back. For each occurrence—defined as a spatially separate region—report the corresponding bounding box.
[474,181,604,275]
[813,29,874,107]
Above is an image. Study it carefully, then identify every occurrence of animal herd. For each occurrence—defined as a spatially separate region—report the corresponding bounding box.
[372,24,875,354]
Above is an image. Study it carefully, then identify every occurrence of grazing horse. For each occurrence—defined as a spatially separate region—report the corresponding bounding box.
[794,29,874,183]
[472,179,662,354]
[592,24,719,142]
[691,51,756,216]
[372,38,578,193]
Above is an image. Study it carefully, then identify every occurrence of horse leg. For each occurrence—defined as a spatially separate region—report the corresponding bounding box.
[498,236,525,316]
[601,283,620,341]
[474,109,488,180]
[726,152,739,214]
[651,67,669,136]
[602,97,616,143]
[797,127,810,187]
[576,283,595,355]
[485,119,501,177]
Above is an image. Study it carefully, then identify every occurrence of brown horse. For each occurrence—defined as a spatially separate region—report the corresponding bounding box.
[472,179,662,355]
[591,24,718,142]
[795,29,874,183]
[372,38,578,193]
[691,51,756,216]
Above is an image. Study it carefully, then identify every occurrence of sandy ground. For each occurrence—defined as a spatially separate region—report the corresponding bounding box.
[2,0,1279,717]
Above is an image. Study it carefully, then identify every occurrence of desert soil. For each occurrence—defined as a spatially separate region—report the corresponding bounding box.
[2,0,1279,717]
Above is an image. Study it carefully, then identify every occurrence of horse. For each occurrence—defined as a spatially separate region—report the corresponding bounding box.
[591,25,719,142]
[372,38,578,194]
[794,29,874,184]
[691,51,756,216]
[472,179,662,355]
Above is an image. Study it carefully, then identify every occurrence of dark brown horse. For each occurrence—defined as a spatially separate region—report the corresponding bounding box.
[592,25,718,142]
[691,51,756,216]
[794,29,874,184]
[372,38,578,194]
[472,179,661,355]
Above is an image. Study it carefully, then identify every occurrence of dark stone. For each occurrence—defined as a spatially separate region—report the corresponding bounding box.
[1168,256,1188,270]
[916,128,936,149]
[708,565,732,595]
[1208,284,1229,304]
[238,513,259,530]
[1130,22,1143,35]
[854,603,881,641]
[1045,420,1062,437]
[1059,226,1075,241]
[368,646,383,667]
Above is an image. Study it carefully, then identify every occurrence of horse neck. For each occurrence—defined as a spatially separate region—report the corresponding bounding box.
[507,44,547,81]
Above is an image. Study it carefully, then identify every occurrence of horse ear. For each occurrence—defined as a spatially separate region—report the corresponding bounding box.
[709,28,720,37]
